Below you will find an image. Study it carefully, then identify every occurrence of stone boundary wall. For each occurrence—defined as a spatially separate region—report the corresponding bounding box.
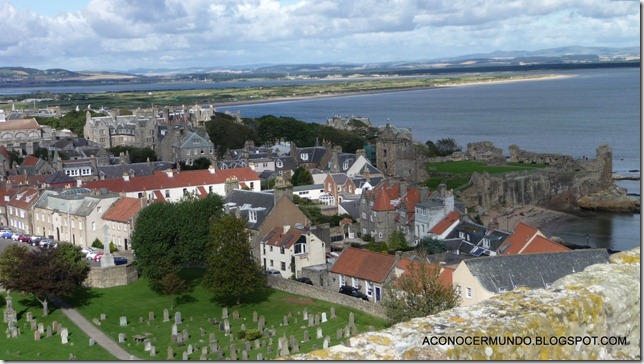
[84,263,138,288]
[289,248,640,360]
[266,276,386,319]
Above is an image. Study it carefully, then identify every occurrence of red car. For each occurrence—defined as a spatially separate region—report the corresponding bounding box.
[18,235,31,243]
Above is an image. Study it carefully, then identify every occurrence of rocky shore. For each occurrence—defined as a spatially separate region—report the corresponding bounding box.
[577,187,641,213]
[480,205,572,232]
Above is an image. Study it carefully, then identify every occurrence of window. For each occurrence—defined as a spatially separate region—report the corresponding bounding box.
[351,277,359,288]
[343,160,349,170]
[300,153,309,161]
[248,210,257,223]
[456,284,462,296]
[294,242,306,254]
[270,246,273,252]
[270,260,274,267]
[280,262,286,271]
[165,190,170,198]
[339,275,346,287]
[276,159,283,168]
[92,221,96,231]
[466,287,472,298]
[482,239,490,248]
[250,182,255,189]
[280,246,285,254]
[366,281,374,297]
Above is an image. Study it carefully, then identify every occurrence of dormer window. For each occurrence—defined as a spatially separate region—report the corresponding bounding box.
[276,159,283,168]
[294,242,307,254]
[300,153,309,161]
[482,239,490,248]
[343,160,350,170]
[248,210,257,223]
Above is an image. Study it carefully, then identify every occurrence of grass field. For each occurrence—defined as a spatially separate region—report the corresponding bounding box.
[66,269,388,360]
[425,161,548,190]
[0,292,117,361]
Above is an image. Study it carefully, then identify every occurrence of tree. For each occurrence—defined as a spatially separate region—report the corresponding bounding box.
[418,237,447,255]
[435,138,462,157]
[382,257,459,324]
[388,230,409,251]
[159,268,189,310]
[0,243,90,316]
[291,167,313,186]
[181,157,211,170]
[202,214,266,305]
[108,146,158,163]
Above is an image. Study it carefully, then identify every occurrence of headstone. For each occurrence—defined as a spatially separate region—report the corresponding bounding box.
[119,333,126,343]
[148,311,155,321]
[267,346,272,355]
[241,323,246,332]
[187,344,193,355]
[323,336,329,349]
[351,324,359,336]
[241,350,248,360]
[217,349,223,359]
[172,324,178,336]
[223,319,230,335]
[252,311,258,323]
[150,345,156,357]
[30,320,37,331]
[144,340,152,351]
[209,332,216,343]
[200,327,205,337]
[100,313,106,321]
[119,316,127,327]
[38,323,44,334]
[89,338,95,347]
[34,330,41,341]
[321,312,327,323]
[245,340,251,352]
[202,347,208,356]
[167,346,174,360]
[210,342,217,353]
[308,315,314,327]
[269,337,273,346]
[254,339,260,349]
[26,312,33,322]
[222,307,228,320]
[232,311,239,320]
[139,316,144,323]
[218,321,225,331]
[349,312,355,326]
[292,340,300,354]
[303,309,308,320]
[182,329,189,342]
[316,327,323,339]
[344,325,350,338]
[163,309,170,322]
[182,351,188,360]
[170,334,177,343]
[303,330,309,342]
[369,325,375,332]
[257,353,263,361]
[279,337,290,357]
[61,328,69,344]
[283,315,288,326]
[174,312,182,325]
[46,326,52,337]
[229,345,237,360]
[336,328,342,340]
[92,318,101,326]
[314,314,320,326]
[199,353,206,361]
[176,333,184,346]
[56,322,63,333]
[258,316,265,332]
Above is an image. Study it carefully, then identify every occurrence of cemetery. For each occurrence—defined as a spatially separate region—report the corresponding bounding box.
[1,269,387,360]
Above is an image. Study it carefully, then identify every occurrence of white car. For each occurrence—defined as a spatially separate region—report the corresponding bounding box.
[81,247,97,256]
[86,251,103,260]
[11,233,21,241]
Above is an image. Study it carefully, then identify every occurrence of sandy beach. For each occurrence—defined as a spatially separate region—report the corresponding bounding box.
[480,205,573,234]
[210,74,574,108]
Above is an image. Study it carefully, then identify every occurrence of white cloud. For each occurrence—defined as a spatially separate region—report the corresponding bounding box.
[0,0,638,70]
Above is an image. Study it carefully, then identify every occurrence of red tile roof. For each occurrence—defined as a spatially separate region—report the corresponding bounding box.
[82,167,259,193]
[7,187,39,210]
[0,118,40,130]
[330,247,396,283]
[394,259,453,288]
[498,222,541,255]
[429,211,461,235]
[262,226,306,249]
[520,235,571,254]
[152,190,166,202]
[371,181,400,211]
[21,155,39,166]
[102,197,142,223]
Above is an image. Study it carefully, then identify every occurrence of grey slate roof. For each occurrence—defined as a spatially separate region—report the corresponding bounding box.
[339,200,360,219]
[464,249,610,293]
[45,171,76,185]
[223,190,275,230]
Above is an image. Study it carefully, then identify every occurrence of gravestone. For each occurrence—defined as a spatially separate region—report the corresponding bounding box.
[303,330,309,342]
[92,318,101,326]
[330,307,336,318]
[252,311,258,323]
[30,320,37,331]
[230,345,237,360]
[38,323,44,334]
[241,350,248,360]
[336,328,342,340]
[181,329,189,342]
[217,349,223,359]
[119,316,127,327]
[232,311,239,320]
[139,317,144,323]
[200,327,205,337]
[150,345,156,357]
[312,344,317,350]
[202,347,208,356]
[163,309,170,322]
[199,353,207,361]
[175,312,182,325]
[171,324,178,336]
[258,316,265,332]
[148,311,155,321]
[223,319,230,335]
[344,325,350,338]
[3,294,16,324]
[119,333,126,343]
[316,327,323,339]
[283,315,288,326]
[176,334,184,346]
[323,336,329,349]
[267,346,272,355]
[241,323,246,332]
[369,325,374,332]
[257,353,263,360]
[308,315,314,327]
[222,307,228,320]
[292,340,300,354]
[182,351,188,360]
[218,321,225,332]
[61,328,69,344]
[254,339,260,349]
[89,338,95,347]
[46,326,52,337]
[170,334,177,343]
[100,313,106,321]
[209,332,216,343]
[269,337,273,346]
[144,340,151,352]
[34,330,41,341]
[279,337,289,357]
[210,342,217,353]
[167,346,174,360]
[314,314,320,326]
[187,344,193,355]
[26,312,33,322]
[321,312,327,323]
[349,312,355,326]
[53,321,60,333]
[245,340,251,352]
[303,309,308,320]
[351,324,359,336]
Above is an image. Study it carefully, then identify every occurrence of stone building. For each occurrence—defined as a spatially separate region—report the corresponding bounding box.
[83,110,159,149]
[0,112,53,156]
[375,124,428,182]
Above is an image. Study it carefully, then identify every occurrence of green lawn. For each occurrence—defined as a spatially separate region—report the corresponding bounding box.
[66,269,388,360]
[0,292,117,361]
[425,161,548,190]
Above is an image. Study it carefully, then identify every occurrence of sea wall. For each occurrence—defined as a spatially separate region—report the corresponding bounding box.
[288,248,640,360]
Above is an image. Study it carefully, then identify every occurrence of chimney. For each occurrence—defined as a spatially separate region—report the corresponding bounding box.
[356,149,366,159]
[283,225,291,234]
[76,179,82,187]
[224,176,239,197]
[208,164,216,174]
[273,176,293,205]
[165,169,173,178]
[119,152,125,165]
[438,183,447,198]
[123,171,129,182]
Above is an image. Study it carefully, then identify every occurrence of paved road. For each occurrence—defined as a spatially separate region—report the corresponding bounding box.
[52,297,140,360]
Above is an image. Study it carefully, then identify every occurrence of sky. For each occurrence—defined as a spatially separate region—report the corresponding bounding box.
[0,0,639,72]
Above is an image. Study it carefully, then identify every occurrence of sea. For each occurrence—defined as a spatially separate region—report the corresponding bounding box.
[1,68,639,251]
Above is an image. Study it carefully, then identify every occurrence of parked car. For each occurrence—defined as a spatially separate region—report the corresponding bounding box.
[94,252,105,262]
[11,233,22,241]
[265,269,281,276]
[18,235,31,243]
[0,231,12,239]
[81,247,97,256]
[339,285,369,301]
[29,236,43,245]
[87,251,103,260]
[113,256,128,265]
[40,240,58,249]
[295,277,313,285]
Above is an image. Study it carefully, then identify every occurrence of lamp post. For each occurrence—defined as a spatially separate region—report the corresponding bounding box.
[585,234,589,248]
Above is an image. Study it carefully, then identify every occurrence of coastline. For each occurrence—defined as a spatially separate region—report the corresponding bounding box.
[480,205,574,234]
[210,74,575,108]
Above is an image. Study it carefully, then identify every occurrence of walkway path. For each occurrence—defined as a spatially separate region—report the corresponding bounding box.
[51,297,139,360]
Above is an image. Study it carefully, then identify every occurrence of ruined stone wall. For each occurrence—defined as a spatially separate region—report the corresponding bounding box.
[465,141,505,164]
[84,263,138,288]
[289,248,640,360]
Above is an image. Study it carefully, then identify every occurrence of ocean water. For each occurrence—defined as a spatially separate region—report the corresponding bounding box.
[216,68,641,251]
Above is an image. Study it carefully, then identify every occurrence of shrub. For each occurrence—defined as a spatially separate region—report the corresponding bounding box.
[245,329,262,341]
[91,238,102,249]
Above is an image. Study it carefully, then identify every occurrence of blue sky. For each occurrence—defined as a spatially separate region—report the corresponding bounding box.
[1,0,639,71]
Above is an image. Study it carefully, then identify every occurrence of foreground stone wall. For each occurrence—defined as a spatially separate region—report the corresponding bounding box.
[267,276,386,319]
[84,263,138,288]
[289,248,640,360]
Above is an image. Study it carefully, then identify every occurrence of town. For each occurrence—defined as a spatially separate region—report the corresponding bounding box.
[0,102,638,360]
